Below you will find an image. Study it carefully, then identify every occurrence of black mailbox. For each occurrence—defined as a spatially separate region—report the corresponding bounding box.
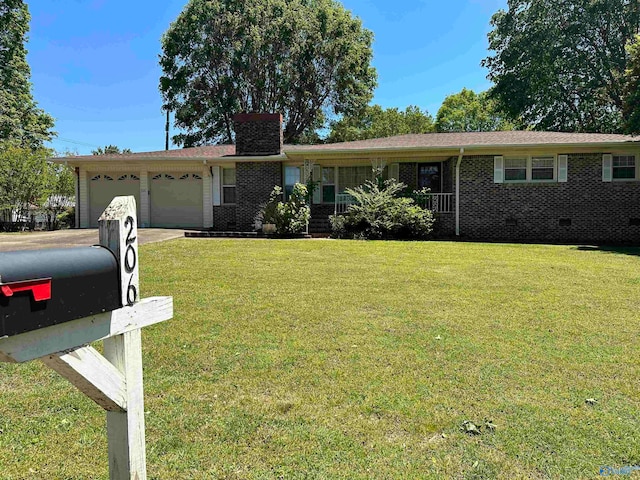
[0,246,122,337]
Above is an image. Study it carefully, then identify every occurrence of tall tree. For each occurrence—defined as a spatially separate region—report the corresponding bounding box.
[0,0,54,149]
[483,0,640,133]
[327,105,433,143]
[435,88,514,132]
[623,35,640,134]
[159,0,377,146]
[92,145,132,155]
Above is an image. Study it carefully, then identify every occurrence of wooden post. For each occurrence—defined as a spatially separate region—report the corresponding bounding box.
[0,195,172,479]
[99,196,146,480]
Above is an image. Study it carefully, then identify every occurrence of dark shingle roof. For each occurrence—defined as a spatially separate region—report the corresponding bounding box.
[286,131,638,152]
[57,131,638,163]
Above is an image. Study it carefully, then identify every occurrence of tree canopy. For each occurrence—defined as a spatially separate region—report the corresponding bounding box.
[92,145,132,155]
[326,105,433,143]
[0,147,49,224]
[0,147,75,230]
[623,35,640,135]
[435,88,514,132]
[483,0,640,133]
[0,0,54,149]
[159,0,377,146]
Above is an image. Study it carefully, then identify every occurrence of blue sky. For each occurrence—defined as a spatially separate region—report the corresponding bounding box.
[27,0,507,155]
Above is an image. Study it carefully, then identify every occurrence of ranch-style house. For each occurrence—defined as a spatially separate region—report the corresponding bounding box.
[56,113,640,243]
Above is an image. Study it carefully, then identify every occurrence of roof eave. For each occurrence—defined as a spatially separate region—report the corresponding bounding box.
[284,140,640,158]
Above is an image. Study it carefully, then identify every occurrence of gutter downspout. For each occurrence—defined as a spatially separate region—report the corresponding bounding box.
[455,148,464,237]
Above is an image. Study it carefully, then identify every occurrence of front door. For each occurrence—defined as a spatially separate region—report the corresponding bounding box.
[418,163,442,193]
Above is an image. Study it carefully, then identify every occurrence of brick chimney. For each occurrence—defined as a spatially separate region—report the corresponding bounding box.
[233,113,283,156]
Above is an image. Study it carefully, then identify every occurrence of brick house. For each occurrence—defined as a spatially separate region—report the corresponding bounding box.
[57,113,640,243]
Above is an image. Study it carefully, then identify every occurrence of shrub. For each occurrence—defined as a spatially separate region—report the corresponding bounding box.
[258,184,311,235]
[330,180,434,240]
[256,186,282,226]
[56,206,75,229]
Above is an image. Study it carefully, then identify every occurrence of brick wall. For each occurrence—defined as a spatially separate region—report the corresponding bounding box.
[233,113,283,156]
[236,161,283,231]
[433,213,455,237]
[459,154,640,243]
[442,158,454,193]
[399,163,416,190]
[213,205,237,231]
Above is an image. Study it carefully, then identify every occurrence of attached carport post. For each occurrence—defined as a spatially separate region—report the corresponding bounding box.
[455,148,464,237]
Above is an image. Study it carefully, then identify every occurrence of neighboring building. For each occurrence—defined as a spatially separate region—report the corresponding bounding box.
[55,114,640,243]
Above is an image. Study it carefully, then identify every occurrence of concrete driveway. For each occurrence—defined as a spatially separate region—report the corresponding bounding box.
[0,229,186,251]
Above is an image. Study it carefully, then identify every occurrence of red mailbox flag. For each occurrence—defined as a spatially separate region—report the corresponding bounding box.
[0,278,52,302]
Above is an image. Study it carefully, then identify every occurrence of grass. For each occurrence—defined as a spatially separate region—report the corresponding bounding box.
[1,239,639,479]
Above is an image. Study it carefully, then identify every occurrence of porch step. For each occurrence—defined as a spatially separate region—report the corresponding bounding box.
[309,216,332,233]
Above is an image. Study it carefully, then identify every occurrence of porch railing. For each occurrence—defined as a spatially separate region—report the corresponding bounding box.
[334,192,454,214]
[335,193,356,214]
[415,193,454,213]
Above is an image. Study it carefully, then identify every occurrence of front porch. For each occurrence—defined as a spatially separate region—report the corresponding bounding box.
[307,192,455,234]
[334,192,454,214]
[289,157,458,234]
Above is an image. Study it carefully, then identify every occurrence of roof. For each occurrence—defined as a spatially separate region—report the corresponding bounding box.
[286,131,639,152]
[55,131,639,164]
[59,144,237,162]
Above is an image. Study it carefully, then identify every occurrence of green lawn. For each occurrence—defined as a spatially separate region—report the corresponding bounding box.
[1,239,639,479]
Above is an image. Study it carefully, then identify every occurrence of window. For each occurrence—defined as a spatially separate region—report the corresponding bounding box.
[418,163,442,192]
[91,175,114,181]
[613,155,636,179]
[504,158,527,181]
[284,166,301,198]
[322,167,335,203]
[152,174,175,180]
[502,156,557,182]
[222,167,236,204]
[178,173,202,180]
[531,156,555,180]
[338,166,374,192]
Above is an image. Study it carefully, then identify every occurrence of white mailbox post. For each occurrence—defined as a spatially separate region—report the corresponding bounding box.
[0,196,173,480]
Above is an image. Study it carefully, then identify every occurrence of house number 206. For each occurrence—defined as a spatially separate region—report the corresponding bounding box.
[124,216,138,306]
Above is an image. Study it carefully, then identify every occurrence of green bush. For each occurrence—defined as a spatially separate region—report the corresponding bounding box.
[56,206,75,229]
[330,180,434,240]
[259,184,311,235]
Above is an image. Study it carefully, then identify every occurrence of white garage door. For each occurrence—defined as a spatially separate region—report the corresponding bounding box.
[150,173,203,228]
[89,174,140,228]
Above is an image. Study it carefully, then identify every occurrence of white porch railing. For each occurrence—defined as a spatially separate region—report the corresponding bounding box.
[415,193,454,213]
[334,192,454,214]
[335,193,356,214]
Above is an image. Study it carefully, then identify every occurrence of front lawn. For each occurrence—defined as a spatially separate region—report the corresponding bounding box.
[1,239,639,478]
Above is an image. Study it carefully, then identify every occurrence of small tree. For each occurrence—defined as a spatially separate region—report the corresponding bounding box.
[0,147,49,229]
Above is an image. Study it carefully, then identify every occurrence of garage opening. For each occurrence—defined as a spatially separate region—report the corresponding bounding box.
[89,174,140,228]
[150,173,203,228]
